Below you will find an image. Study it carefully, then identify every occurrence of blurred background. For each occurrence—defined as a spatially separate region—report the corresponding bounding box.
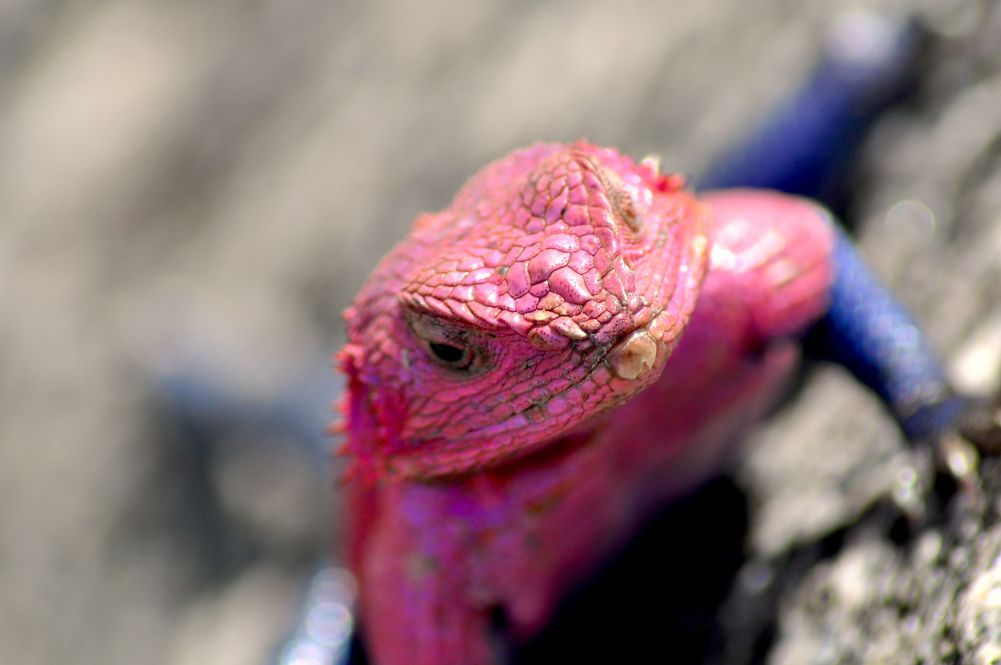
[2,1,1001,664]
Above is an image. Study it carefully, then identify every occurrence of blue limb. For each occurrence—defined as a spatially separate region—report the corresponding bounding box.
[699,11,924,211]
[807,229,963,440]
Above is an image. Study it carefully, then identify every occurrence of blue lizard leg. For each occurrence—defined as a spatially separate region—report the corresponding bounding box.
[808,228,964,441]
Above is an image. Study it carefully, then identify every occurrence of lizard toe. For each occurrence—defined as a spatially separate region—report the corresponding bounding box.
[958,394,1001,453]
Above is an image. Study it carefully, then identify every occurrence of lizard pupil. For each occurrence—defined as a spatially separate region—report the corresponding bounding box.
[428,342,468,366]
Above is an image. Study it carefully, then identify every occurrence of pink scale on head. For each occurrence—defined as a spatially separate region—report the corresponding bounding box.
[502,246,522,265]
[514,206,532,227]
[475,248,505,266]
[580,234,601,255]
[498,310,533,335]
[526,217,546,233]
[567,251,593,275]
[563,205,589,226]
[545,234,579,252]
[601,268,628,304]
[472,282,499,307]
[527,249,570,283]
[529,282,549,298]
[528,325,571,350]
[467,301,498,322]
[463,267,495,285]
[548,178,567,200]
[521,232,545,248]
[506,262,531,298]
[458,256,484,271]
[447,301,478,324]
[450,284,474,302]
[548,266,591,305]
[545,198,567,223]
[515,293,541,314]
[516,246,538,262]
[496,293,517,311]
[424,296,450,318]
[537,292,564,311]
[530,194,548,218]
[593,247,610,273]
[560,303,583,317]
[550,317,587,341]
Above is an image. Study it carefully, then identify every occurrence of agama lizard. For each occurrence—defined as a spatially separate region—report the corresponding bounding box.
[339,139,1001,665]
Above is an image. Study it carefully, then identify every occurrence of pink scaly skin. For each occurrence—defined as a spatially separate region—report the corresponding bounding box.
[339,141,834,665]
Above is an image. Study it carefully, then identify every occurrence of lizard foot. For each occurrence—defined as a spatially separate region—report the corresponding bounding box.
[892,394,1001,522]
[958,394,1001,453]
[891,430,983,526]
[921,394,1001,516]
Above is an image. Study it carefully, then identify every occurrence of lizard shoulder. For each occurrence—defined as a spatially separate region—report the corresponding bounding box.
[698,189,836,343]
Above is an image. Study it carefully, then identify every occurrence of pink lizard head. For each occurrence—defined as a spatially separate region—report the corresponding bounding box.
[340,142,709,479]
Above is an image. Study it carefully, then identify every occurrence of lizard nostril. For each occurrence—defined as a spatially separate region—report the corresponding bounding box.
[606,329,658,380]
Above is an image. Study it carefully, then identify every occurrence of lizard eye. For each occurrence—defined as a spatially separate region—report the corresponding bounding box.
[427,341,473,369]
[407,311,486,373]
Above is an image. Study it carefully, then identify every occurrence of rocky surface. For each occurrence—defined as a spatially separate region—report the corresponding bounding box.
[1,1,999,664]
[732,4,1001,660]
